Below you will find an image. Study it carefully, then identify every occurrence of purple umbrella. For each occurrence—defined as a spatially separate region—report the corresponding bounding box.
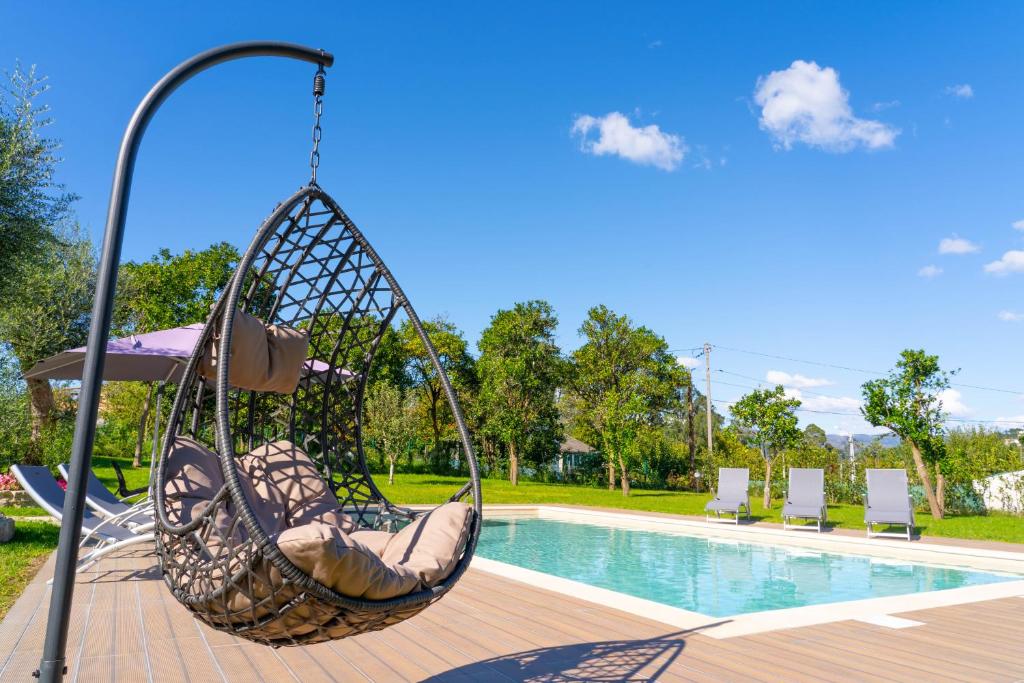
[23,323,345,383]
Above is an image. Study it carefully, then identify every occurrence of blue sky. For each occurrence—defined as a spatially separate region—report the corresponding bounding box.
[3,2,1023,433]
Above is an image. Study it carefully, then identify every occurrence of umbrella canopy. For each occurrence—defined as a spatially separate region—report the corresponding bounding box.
[23,323,345,383]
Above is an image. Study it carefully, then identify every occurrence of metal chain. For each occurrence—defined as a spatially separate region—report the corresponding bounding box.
[310,65,325,185]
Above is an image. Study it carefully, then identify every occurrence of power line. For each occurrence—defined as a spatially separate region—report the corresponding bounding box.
[710,343,1024,396]
[712,379,1024,425]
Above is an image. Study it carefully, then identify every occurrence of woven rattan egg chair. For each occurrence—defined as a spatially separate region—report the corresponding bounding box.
[152,68,481,647]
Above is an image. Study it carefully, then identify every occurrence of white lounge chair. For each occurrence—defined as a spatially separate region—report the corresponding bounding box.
[705,468,750,524]
[864,468,915,541]
[782,467,827,532]
[11,465,154,574]
[57,462,153,531]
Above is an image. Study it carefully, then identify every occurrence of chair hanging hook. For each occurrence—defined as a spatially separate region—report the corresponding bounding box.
[309,64,325,186]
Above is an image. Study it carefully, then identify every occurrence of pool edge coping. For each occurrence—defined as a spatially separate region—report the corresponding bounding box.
[469,504,1024,639]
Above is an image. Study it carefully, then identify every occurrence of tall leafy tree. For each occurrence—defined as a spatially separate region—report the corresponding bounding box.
[569,305,683,495]
[477,300,564,485]
[113,242,239,334]
[399,317,475,467]
[112,242,238,465]
[363,380,415,484]
[804,423,828,448]
[730,385,802,508]
[0,63,76,306]
[861,349,952,518]
[0,225,95,454]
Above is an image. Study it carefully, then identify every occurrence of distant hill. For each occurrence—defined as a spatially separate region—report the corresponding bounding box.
[826,433,900,450]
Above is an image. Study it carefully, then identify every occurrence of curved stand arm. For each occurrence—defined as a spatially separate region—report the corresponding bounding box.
[37,41,334,683]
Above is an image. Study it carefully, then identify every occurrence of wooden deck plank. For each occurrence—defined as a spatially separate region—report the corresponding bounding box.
[1,548,1022,682]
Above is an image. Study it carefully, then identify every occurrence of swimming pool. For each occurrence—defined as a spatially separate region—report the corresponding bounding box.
[476,516,1016,617]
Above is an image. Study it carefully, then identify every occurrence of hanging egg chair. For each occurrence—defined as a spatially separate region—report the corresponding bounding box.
[152,66,481,647]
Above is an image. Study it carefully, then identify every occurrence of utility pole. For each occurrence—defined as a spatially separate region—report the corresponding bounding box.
[686,379,696,476]
[704,343,713,458]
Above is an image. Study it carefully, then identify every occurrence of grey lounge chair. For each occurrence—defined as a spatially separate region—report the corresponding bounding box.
[782,467,827,532]
[11,465,154,574]
[864,468,915,541]
[705,467,751,523]
[57,462,153,531]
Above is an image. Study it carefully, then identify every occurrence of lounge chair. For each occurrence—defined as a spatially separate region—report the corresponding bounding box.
[11,465,155,573]
[782,468,827,532]
[57,463,153,531]
[864,468,915,541]
[705,468,751,523]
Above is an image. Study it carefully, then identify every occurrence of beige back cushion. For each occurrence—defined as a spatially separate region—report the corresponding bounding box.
[199,309,309,394]
[381,502,473,587]
[239,441,356,533]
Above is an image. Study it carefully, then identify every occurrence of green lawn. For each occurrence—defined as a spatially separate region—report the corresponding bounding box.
[0,521,60,619]
[376,473,1024,544]
[34,457,1024,545]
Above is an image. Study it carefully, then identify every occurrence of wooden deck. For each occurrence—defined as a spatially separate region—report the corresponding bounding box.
[1,547,1022,682]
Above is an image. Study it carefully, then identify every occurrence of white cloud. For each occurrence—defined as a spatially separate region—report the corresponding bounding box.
[766,370,833,388]
[753,60,899,152]
[945,84,974,99]
[783,387,862,413]
[571,112,686,171]
[984,250,1024,275]
[1012,220,1024,231]
[998,310,1024,322]
[938,236,980,254]
[917,265,943,278]
[677,356,700,369]
[648,40,663,49]
[938,388,972,417]
[871,100,901,112]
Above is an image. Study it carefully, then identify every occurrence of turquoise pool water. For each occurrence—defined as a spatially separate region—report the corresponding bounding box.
[476,517,1015,617]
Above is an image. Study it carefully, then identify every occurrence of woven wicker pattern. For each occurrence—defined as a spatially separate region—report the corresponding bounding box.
[153,185,481,646]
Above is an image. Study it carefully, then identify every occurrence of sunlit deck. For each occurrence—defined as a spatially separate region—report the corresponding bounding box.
[1,543,1023,683]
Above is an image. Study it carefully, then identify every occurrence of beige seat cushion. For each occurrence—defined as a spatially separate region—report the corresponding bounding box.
[163,437,470,637]
[275,524,421,601]
[381,502,473,587]
[199,308,309,394]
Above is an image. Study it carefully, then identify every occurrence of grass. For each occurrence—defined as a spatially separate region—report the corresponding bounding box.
[376,473,1024,544]
[26,456,1024,545]
[0,521,60,619]
[1,505,47,517]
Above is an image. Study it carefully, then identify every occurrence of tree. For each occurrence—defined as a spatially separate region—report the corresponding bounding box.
[861,349,952,519]
[478,301,564,485]
[363,380,415,484]
[113,242,239,466]
[804,423,828,448]
[569,306,683,496]
[399,317,475,468]
[114,242,239,334]
[0,63,76,307]
[0,224,95,454]
[730,385,802,508]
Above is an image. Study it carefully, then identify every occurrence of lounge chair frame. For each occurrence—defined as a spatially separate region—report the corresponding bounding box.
[10,465,155,576]
[782,468,828,533]
[864,469,915,541]
[705,468,751,525]
[153,184,482,647]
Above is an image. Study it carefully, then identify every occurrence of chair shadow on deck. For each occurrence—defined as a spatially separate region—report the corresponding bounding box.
[422,625,726,682]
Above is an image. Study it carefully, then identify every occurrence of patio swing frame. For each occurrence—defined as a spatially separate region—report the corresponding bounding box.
[37,41,481,681]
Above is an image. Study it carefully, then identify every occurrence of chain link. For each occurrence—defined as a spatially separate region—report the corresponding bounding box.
[310,66,325,185]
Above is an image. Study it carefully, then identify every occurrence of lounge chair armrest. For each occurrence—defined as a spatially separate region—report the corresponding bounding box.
[111,461,148,498]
